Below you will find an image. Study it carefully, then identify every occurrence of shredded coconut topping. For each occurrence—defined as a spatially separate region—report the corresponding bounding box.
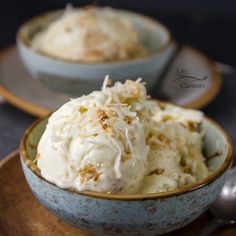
[31,6,147,62]
[37,76,208,194]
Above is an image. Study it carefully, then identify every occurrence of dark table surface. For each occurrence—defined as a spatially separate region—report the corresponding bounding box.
[0,72,235,160]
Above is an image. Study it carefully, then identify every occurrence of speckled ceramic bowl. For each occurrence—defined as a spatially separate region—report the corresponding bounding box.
[20,115,232,236]
[17,8,175,95]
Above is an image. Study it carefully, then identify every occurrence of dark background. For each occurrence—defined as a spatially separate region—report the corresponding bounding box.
[0,0,236,158]
[1,0,236,66]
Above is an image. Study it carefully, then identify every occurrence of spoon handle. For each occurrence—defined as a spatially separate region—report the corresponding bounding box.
[200,219,236,236]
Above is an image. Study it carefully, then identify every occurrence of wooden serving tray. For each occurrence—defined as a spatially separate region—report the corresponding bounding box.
[0,151,235,236]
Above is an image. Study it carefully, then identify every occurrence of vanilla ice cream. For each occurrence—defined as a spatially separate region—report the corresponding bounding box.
[37,78,149,194]
[37,77,209,194]
[32,6,147,62]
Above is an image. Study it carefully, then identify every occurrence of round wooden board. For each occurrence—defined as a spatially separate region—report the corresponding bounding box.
[0,46,221,117]
[1,151,236,236]
[0,151,89,236]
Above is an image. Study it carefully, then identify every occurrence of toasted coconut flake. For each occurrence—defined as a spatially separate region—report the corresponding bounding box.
[97,109,110,130]
[79,107,88,113]
[149,168,164,176]
[122,152,132,162]
[79,164,100,184]
[124,116,132,124]
[33,154,40,163]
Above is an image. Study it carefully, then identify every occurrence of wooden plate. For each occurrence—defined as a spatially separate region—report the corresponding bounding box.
[0,46,221,117]
[0,151,235,236]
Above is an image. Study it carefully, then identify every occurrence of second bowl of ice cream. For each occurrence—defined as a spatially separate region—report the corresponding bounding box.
[17,6,174,95]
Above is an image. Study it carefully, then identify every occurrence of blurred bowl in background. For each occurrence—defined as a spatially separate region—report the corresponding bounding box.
[17,7,175,96]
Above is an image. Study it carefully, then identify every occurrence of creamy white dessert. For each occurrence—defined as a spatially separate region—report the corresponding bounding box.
[32,6,147,62]
[37,78,149,194]
[37,77,209,194]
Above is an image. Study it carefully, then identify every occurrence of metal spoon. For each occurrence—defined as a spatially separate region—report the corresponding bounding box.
[200,166,236,236]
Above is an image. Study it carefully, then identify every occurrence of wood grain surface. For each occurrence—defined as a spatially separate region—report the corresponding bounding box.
[0,151,235,236]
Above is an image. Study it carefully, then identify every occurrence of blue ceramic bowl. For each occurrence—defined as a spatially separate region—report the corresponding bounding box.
[20,115,232,236]
[17,8,175,95]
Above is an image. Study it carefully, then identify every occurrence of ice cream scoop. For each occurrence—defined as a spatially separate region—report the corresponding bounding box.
[37,84,149,194]
[37,77,208,195]
[32,6,146,62]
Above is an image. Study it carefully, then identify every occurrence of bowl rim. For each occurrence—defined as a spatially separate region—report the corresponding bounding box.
[20,109,233,201]
[17,7,173,65]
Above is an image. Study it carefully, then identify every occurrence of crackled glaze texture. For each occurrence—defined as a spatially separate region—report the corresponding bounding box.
[21,160,226,236]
